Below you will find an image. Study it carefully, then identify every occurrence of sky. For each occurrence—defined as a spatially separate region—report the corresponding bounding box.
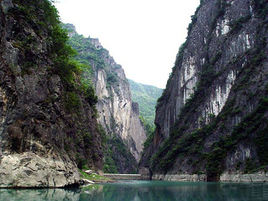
[54,0,200,88]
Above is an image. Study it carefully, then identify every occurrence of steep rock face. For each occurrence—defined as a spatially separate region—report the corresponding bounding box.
[94,63,146,162]
[141,0,268,181]
[65,24,146,173]
[0,0,103,187]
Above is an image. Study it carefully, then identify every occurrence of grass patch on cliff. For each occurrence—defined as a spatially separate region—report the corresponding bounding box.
[64,92,81,112]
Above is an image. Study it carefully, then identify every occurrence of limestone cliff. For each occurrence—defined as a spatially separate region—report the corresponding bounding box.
[65,24,146,173]
[93,53,146,162]
[0,0,103,187]
[141,0,268,181]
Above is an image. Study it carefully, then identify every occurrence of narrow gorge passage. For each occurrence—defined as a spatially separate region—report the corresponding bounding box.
[0,0,267,192]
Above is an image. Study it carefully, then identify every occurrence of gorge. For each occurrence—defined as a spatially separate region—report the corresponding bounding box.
[0,0,267,189]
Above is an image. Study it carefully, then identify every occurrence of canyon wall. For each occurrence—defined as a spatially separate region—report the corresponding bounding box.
[141,0,268,181]
[0,0,103,187]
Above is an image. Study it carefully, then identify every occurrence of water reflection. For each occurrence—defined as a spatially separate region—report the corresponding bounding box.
[0,188,80,201]
[0,181,268,201]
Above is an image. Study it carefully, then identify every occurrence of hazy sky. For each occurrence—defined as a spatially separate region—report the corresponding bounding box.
[55,0,200,88]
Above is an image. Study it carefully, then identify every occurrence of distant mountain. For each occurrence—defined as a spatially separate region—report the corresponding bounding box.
[128,79,163,127]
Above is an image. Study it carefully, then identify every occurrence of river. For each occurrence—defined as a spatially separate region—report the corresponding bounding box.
[0,180,268,201]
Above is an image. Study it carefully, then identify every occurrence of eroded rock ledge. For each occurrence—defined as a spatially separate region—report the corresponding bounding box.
[152,174,207,182]
[0,152,79,188]
[150,172,268,183]
[220,172,268,183]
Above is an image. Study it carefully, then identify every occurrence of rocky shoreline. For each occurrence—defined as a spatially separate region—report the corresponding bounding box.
[152,174,207,182]
[220,172,268,183]
[150,172,268,183]
[0,152,113,188]
[0,152,80,188]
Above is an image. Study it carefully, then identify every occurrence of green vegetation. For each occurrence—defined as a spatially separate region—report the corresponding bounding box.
[97,124,107,145]
[107,72,119,88]
[11,0,63,73]
[63,23,121,94]
[109,137,133,162]
[106,137,138,174]
[73,125,106,170]
[150,121,214,172]
[140,116,155,150]
[103,148,118,173]
[13,0,77,83]
[10,0,98,115]
[139,116,154,137]
[95,124,119,173]
[79,170,111,182]
[63,26,106,70]
[103,136,138,174]
[244,159,257,174]
[128,79,163,128]
[143,130,155,149]
[64,92,81,112]
[76,155,89,170]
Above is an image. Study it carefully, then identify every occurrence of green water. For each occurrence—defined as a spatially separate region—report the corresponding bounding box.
[0,180,268,201]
